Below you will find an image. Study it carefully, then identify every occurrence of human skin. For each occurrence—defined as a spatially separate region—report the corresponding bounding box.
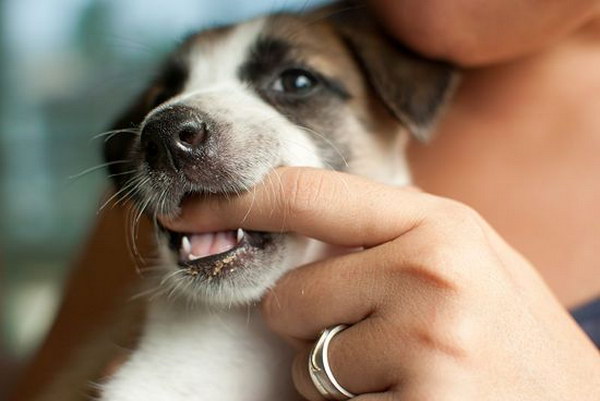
[378,0,600,308]
[163,167,600,400]
[161,2,600,398]
[371,0,600,66]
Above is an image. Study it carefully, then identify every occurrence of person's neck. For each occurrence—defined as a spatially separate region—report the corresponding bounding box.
[408,26,600,309]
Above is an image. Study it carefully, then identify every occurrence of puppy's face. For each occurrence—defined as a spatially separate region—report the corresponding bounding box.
[105,6,454,305]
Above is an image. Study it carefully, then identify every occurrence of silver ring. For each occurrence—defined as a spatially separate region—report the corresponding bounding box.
[308,324,356,400]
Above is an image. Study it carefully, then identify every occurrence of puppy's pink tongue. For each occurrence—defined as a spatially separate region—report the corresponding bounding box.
[181,231,237,260]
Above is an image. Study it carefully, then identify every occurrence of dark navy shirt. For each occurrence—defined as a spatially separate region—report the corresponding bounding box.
[572,297,600,348]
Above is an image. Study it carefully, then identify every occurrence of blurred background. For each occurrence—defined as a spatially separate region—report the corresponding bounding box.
[0,0,329,397]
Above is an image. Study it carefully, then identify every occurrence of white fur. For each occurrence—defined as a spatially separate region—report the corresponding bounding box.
[185,19,267,92]
[100,17,410,401]
[101,304,298,401]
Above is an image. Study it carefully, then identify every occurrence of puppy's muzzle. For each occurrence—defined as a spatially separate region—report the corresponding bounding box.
[141,105,212,174]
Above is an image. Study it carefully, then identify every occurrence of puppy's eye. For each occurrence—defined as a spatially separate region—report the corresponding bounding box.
[271,69,319,95]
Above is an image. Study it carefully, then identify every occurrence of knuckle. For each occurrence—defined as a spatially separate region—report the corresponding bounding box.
[421,235,484,290]
[403,240,471,290]
[424,241,461,271]
[410,306,477,361]
[383,241,467,294]
[423,198,488,249]
[428,198,481,226]
[383,270,479,360]
[398,261,460,293]
[430,245,479,282]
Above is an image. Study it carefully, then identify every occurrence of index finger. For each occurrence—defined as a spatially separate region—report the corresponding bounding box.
[161,167,430,248]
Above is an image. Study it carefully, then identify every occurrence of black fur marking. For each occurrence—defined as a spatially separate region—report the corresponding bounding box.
[238,37,294,84]
[237,36,352,171]
[239,36,350,101]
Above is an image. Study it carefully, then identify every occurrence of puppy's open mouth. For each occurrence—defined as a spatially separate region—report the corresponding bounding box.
[161,227,272,276]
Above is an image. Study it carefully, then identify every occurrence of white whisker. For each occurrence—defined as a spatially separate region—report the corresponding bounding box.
[68,160,131,181]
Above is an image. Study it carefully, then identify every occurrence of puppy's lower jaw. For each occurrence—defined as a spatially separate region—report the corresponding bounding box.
[155,228,322,305]
[164,227,272,276]
[100,239,342,401]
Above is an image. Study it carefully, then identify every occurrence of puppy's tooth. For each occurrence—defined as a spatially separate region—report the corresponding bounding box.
[189,253,200,261]
[182,236,191,253]
[236,228,244,243]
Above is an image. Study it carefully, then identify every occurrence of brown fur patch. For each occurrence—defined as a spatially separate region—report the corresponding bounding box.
[259,13,404,162]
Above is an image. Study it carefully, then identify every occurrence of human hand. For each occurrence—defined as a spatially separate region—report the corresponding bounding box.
[369,0,600,66]
[163,167,600,400]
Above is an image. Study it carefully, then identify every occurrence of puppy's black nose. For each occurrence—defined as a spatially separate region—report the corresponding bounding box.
[141,105,210,171]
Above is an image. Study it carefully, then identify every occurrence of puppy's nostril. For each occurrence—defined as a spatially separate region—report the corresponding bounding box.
[140,106,213,172]
[145,140,159,156]
[141,134,170,171]
[177,121,206,148]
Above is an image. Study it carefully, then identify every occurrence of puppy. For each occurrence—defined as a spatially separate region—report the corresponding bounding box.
[99,2,455,400]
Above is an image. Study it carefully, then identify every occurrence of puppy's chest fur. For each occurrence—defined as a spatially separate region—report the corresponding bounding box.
[96,4,454,400]
[102,303,297,401]
[101,240,339,401]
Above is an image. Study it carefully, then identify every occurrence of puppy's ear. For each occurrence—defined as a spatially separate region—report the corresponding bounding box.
[330,5,457,142]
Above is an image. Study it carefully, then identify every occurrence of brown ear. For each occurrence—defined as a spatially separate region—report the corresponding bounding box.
[330,4,458,142]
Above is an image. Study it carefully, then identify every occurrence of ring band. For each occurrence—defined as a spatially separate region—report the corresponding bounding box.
[308,324,356,400]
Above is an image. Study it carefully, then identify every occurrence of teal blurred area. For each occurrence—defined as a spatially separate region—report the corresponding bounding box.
[0,0,330,396]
